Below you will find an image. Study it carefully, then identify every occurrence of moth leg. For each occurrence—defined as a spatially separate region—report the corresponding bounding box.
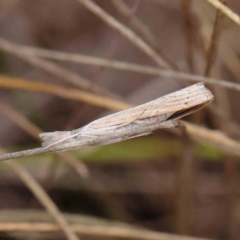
[115,120,182,143]
[103,131,152,145]
[122,132,152,141]
[103,138,123,145]
[119,120,182,142]
[157,120,183,128]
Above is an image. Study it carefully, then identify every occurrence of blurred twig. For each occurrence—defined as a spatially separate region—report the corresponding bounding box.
[179,0,194,72]
[205,0,240,26]
[204,0,226,76]
[6,41,240,92]
[0,75,130,111]
[4,160,79,240]
[203,2,240,237]
[0,38,118,98]
[0,210,210,240]
[0,102,89,178]
[90,37,118,85]
[176,3,195,234]
[175,128,195,234]
[111,0,176,69]
[0,222,211,240]
[77,0,171,68]
[193,0,226,125]
[182,121,240,156]
[194,0,240,131]
[0,102,40,140]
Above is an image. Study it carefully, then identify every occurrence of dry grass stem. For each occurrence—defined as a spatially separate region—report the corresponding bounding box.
[193,0,226,124]
[0,102,40,140]
[0,75,129,111]
[203,2,240,237]
[183,121,240,156]
[77,0,170,68]
[0,222,210,240]
[0,38,118,98]
[176,2,196,233]
[205,0,240,26]
[175,129,195,235]
[111,0,157,48]
[179,0,194,72]
[4,160,79,240]
[7,42,240,92]
[111,0,176,69]
[0,102,89,178]
[204,0,226,76]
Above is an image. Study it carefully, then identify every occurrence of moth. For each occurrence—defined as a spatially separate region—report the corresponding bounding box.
[39,82,213,152]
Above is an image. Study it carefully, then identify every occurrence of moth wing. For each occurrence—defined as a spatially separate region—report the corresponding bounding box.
[86,83,213,130]
[39,131,72,148]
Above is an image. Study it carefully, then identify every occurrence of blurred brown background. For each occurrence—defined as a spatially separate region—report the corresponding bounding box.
[0,0,240,240]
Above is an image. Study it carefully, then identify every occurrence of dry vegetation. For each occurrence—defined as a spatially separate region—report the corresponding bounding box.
[0,0,240,239]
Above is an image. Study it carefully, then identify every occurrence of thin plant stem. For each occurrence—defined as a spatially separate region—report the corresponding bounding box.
[77,0,171,68]
[205,0,240,26]
[5,160,79,240]
[4,41,240,92]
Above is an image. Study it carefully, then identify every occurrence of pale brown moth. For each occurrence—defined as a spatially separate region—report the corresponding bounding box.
[39,82,213,151]
[0,82,214,161]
